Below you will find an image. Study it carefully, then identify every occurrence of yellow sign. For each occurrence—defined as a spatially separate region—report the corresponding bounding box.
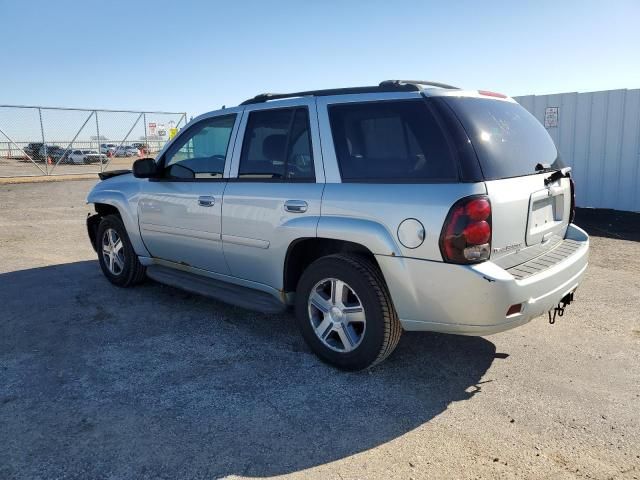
[169,127,178,139]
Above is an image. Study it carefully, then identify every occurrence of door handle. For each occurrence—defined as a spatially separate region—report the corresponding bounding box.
[198,195,215,207]
[284,200,308,213]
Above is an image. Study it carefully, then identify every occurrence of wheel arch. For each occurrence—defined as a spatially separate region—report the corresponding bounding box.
[283,237,383,295]
[86,190,150,257]
[316,216,401,257]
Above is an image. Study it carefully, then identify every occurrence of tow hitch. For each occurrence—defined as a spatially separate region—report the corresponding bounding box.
[548,291,575,324]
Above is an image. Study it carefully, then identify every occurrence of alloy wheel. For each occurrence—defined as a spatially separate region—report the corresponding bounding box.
[102,228,125,275]
[308,278,366,352]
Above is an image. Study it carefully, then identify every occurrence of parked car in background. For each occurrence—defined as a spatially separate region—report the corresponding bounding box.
[68,149,107,164]
[100,144,117,155]
[131,143,149,155]
[114,146,140,157]
[37,145,67,163]
[22,143,64,163]
[24,142,44,160]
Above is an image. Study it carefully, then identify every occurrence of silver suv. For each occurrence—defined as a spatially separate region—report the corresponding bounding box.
[86,80,589,370]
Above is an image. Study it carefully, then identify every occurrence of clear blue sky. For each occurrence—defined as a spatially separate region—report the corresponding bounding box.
[3,0,639,117]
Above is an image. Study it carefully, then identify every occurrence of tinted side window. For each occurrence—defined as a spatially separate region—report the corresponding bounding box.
[164,114,236,179]
[328,100,458,182]
[239,108,315,181]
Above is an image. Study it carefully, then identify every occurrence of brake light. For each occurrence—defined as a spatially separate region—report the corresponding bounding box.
[569,177,576,223]
[463,221,490,244]
[478,90,507,99]
[440,196,492,264]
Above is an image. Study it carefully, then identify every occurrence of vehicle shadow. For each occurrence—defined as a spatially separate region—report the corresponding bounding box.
[0,261,497,479]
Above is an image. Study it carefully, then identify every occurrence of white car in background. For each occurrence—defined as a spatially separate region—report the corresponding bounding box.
[114,146,140,157]
[68,149,107,164]
[100,144,117,155]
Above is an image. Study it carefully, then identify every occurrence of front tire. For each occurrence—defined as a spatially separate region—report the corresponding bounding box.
[96,214,146,287]
[295,254,402,370]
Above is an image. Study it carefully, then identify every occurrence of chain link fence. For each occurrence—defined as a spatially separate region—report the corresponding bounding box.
[0,105,187,177]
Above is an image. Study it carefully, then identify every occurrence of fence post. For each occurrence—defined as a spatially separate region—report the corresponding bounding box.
[143,113,148,155]
[95,111,103,173]
[38,107,47,175]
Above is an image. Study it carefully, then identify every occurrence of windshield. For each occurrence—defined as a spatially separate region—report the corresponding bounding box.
[444,97,563,180]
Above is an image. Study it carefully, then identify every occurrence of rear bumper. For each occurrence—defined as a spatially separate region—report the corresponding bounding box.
[377,224,589,335]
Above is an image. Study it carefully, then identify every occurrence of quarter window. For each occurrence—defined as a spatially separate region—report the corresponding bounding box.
[328,100,458,182]
[163,114,236,179]
[239,108,315,181]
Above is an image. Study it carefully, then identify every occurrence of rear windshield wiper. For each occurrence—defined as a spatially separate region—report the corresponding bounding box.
[535,163,572,185]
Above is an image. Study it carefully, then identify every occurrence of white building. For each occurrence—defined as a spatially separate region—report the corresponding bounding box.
[514,89,640,213]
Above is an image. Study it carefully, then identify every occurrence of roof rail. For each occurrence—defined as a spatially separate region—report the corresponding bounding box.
[240,82,422,106]
[238,80,458,106]
[379,80,459,90]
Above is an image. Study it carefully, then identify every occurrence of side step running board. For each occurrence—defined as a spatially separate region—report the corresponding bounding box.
[146,265,286,314]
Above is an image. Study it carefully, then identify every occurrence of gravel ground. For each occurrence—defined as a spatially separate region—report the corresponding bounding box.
[0,180,638,480]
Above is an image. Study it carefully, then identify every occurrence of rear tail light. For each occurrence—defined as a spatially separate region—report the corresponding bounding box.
[569,177,576,223]
[439,195,492,264]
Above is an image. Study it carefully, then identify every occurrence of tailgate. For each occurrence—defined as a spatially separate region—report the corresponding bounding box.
[487,174,572,263]
[439,94,573,268]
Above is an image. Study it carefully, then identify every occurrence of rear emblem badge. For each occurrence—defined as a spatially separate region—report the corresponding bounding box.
[493,243,522,254]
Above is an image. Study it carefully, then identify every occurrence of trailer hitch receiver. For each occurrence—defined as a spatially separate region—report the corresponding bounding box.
[548,291,575,325]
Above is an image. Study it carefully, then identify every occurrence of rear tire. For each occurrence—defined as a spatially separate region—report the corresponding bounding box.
[96,214,146,287]
[295,254,402,370]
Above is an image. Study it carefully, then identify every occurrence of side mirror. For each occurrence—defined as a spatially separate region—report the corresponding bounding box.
[132,158,158,178]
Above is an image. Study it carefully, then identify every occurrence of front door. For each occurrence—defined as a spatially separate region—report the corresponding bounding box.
[222,99,324,289]
[138,112,240,273]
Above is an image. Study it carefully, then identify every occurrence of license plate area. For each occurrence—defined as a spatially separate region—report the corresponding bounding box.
[526,188,566,245]
[531,196,558,228]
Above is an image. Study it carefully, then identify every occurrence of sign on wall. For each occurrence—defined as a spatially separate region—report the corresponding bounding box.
[544,107,559,128]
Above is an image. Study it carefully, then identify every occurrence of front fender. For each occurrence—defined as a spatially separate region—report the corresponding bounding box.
[316,216,401,256]
[87,185,150,257]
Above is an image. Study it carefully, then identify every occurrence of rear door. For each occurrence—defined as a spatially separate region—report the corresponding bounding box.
[441,95,572,261]
[222,98,324,289]
[138,112,240,273]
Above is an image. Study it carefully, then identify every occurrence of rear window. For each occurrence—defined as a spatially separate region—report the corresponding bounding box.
[328,100,458,182]
[444,97,563,180]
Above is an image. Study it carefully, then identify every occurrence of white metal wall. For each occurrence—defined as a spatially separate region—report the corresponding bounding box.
[514,89,640,212]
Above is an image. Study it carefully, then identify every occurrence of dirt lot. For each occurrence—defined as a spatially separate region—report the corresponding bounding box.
[0,180,638,480]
